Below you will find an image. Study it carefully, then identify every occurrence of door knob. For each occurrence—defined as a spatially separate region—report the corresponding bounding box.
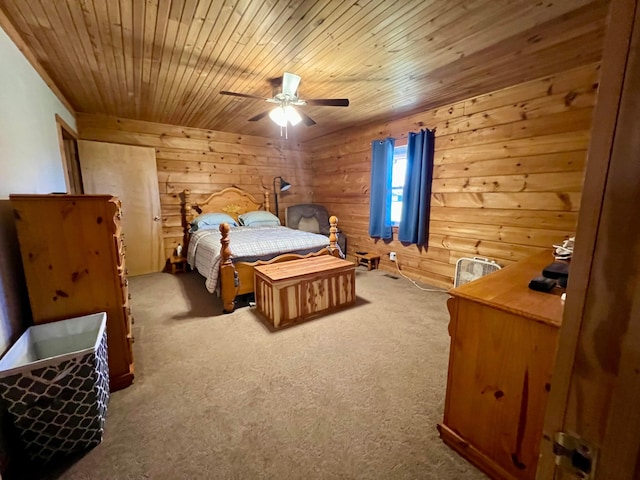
[153,216,161,221]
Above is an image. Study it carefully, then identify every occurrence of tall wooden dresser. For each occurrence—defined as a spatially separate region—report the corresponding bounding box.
[438,251,563,480]
[10,194,134,391]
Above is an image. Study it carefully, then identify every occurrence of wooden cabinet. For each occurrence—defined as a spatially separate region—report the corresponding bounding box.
[255,256,356,328]
[10,194,134,391]
[438,251,563,480]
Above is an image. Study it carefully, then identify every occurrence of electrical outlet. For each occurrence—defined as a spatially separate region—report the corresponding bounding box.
[389,252,397,262]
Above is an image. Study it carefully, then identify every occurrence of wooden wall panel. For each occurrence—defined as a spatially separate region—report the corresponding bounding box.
[77,114,312,260]
[307,63,599,288]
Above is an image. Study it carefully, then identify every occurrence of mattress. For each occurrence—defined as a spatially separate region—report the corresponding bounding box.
[187,225,330,293]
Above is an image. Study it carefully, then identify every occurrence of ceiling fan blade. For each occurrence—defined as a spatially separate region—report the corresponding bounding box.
[282,72,301,96]
[268,76,282,88]
[305,98,350,107]
[298,110,317,127]
[248,111,271,122]
[220,91,268,100]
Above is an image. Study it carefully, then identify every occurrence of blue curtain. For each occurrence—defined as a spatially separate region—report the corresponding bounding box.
[398,129,434,245]
[369,138,395,239]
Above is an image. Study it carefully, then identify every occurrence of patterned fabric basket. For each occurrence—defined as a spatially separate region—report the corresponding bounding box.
[0,313,110,463]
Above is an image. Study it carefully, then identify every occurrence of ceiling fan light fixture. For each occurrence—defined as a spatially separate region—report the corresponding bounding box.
[285,105,302,126]
[268,106,287,127]
[220,72,348,135]
[268,105,301,127]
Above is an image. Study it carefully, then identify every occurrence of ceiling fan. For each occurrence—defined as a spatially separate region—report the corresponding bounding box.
[220,72,349,133]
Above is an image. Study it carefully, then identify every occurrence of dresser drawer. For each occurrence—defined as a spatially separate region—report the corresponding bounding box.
[123,306,133,334]
[120,278,131,305]
[114,234,126,267]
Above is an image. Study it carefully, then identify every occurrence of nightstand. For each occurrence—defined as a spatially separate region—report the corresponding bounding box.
[169,256,188,274]
[354,252,380,271]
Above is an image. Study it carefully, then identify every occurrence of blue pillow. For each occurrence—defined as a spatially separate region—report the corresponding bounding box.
[191,212,238,231]
[238,210,281,227]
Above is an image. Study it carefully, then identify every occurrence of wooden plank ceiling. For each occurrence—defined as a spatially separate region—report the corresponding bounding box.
[0,0,608,141]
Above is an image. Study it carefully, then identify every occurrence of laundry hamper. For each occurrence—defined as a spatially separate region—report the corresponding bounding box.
[0,312,110,462]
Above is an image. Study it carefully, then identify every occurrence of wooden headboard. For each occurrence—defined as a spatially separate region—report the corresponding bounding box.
[183,187,270,225]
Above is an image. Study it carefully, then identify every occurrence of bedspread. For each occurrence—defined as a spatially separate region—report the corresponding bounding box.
[187,225,330,293]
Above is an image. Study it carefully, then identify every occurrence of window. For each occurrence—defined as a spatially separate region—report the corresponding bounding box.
[369,130,434,244]
[390,144,407,225]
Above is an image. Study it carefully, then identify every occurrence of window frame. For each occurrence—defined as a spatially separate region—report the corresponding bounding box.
[390,143,407,227]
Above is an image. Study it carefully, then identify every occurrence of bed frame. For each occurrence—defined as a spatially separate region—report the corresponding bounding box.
[182,187,341,313]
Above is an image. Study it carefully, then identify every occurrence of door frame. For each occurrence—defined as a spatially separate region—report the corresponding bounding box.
[537,0,640,478]
[78,140,164,275]
[55,114,83,194]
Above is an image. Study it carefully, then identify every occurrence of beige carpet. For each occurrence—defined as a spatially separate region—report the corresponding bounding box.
[14,268,485,480]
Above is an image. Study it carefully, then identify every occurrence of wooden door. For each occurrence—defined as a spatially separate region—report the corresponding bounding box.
[78,140,163,276]
[536,0,640,478]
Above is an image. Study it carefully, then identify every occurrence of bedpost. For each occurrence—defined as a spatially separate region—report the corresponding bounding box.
[219,222,237,313]
[328,216,344,258]
[263,190,270,213]
[182,189,193,254]
[183,189,195,223]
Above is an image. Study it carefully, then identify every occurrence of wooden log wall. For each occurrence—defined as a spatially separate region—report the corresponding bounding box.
[306,63,599,288]
[77,114,312,260]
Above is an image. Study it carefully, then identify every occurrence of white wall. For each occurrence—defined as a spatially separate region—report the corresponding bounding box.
[0,27,76,198]
[0,26,76,355]
[0,27,77,469]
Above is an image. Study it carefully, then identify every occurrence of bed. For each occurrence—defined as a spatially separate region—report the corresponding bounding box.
[182,187,342,313]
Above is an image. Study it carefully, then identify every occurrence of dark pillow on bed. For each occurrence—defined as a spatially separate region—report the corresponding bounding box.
[238,211,281,227]
[191,212,238,231]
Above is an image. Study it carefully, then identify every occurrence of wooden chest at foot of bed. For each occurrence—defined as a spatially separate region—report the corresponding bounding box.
[254,256,356,328]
